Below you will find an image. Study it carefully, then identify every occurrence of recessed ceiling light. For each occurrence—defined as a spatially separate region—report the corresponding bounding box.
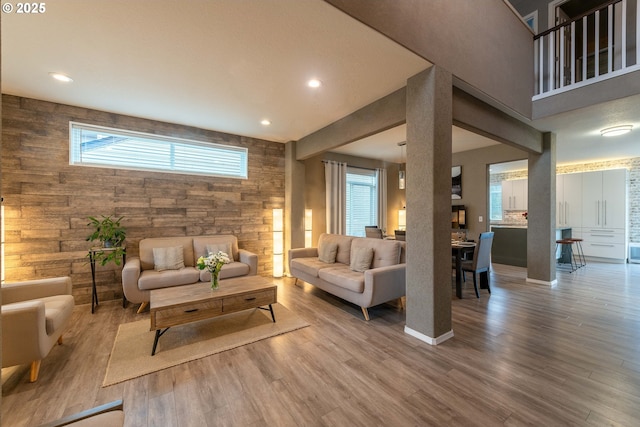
[307,79,322,88]
[49,72,73,83]
[260,119,271,126]
[600,125,632,137]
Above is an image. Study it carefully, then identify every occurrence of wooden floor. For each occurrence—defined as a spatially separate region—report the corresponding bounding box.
[3,261,640,426]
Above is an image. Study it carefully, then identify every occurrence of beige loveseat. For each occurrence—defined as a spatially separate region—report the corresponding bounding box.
[288,233,406,320]
[1,276,74,382]
[122,235,258,312]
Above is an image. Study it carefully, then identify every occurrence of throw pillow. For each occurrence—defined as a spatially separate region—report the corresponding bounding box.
[318,241,338,264]
[206,243,232,259]
[153,246,185,271]
[350,246,374,272]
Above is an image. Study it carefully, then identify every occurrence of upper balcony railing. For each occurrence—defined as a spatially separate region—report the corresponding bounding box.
[534,0,640,99]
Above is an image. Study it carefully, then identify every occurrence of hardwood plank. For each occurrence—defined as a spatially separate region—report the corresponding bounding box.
[3,262,640,426]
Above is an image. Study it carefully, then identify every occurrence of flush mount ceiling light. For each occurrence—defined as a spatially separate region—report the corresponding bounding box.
[49,72,73,83]
[600,125,632,137]
[307,78,322,88]
[260,119,271,126]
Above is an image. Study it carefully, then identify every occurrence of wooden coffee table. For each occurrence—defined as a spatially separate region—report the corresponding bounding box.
[149,276,277,355]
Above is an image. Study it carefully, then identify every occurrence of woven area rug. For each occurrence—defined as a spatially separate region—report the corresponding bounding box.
[102,303,309,387]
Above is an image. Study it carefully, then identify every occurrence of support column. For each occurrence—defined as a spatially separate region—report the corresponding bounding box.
[285,141,305,276]
[404,66,454,344]
[526,132,557,285]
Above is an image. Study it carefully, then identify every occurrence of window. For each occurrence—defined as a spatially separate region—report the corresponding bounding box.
[523,10,538,34]
[490,184,503,221]
[69,122,248,179]
[346,167,378,237]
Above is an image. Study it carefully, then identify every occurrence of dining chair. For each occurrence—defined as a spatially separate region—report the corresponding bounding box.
[460,232,494,298]
[364,226,383,239]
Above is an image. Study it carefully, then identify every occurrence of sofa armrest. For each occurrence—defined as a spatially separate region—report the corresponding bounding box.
[1,277,72,305]
[288,247,318,262]
[122,257,141,294]
[2,300,47,364]
[363,263,406,306]
[238,249,258,276]
[37,399,124,427]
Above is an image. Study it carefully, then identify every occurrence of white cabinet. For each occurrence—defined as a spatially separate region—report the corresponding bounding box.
[581,169,626,229]
[579,169,627,260]
[502,179,527,211]
[556,173,582,228]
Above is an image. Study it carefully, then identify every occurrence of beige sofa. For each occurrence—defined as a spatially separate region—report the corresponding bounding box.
[122,235,257,312]
[1,276,74,382]
[288,233,406,320]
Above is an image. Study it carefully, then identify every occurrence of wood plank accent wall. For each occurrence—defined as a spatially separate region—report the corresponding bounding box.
[1,95,285,304]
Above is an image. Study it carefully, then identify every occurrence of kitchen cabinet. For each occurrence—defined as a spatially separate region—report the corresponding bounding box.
[581,169,626,229]
[502,178,527,211]
[580,169,627,260]
[556,173,582,229]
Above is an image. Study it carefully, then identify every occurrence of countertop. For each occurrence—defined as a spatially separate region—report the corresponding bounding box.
[490,225,573,231]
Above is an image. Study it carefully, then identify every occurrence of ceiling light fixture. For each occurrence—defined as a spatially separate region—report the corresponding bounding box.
[260,119,271,126]
[600,125,632,137]
[307,79,322,88]
[49,72,73,83]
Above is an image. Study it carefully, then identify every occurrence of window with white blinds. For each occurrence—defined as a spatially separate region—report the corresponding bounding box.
[69,122,248,179]
[346,167,378,237]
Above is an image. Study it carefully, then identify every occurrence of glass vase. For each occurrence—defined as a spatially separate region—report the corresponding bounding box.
[211,271,219,290]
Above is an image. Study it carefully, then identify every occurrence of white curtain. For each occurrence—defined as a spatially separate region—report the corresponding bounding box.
[377,168,387,232]
[324,161,347,234]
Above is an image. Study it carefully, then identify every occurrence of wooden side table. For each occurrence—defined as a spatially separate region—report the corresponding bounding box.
[88,247,126,313]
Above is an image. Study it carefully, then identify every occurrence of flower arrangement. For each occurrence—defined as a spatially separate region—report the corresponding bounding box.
[196,251,231,289]
[522,212,528,220]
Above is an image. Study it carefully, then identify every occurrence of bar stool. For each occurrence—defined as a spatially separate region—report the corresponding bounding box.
[568,238,586,268]
[556,239,578,272]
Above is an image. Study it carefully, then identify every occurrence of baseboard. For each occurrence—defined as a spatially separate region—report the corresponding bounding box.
[526,277,558,286]
[404,326,454,345]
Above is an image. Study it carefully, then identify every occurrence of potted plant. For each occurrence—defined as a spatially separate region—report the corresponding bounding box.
[86,215,127,266]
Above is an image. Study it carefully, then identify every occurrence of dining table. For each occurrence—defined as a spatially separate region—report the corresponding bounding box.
[451,240,476,299]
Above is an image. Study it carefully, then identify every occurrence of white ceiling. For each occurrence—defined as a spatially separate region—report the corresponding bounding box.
[2,0,639,167]
[1,0,428,142]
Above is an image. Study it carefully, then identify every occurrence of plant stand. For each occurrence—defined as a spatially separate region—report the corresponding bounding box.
[88,247,126,313]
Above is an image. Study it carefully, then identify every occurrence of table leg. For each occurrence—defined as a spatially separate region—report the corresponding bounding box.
[89,251,98,313]
[268,304,276,322]
[122,251,127,308]
[151,328,170,356]
[455,252,463,299]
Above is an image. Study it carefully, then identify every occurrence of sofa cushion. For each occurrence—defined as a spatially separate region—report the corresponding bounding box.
[352,238,401,269]
[290,257,330,278]
[318,233,354,265]
[199,261,250,281]
[318,265,365,293]
[350,246,374,272]
[318,241,338,264]
[206,243,232,258]
[153,246,185,271]
[193,236,239,262]
[138,267,200,290]
[40,295,75,336]
[139,237,194,271]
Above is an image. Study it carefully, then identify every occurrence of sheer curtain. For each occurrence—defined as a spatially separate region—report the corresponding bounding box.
[324,161,347,234]
[377,168,387,233]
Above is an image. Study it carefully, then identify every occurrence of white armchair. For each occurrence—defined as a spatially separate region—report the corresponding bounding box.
[1,276,74,382]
